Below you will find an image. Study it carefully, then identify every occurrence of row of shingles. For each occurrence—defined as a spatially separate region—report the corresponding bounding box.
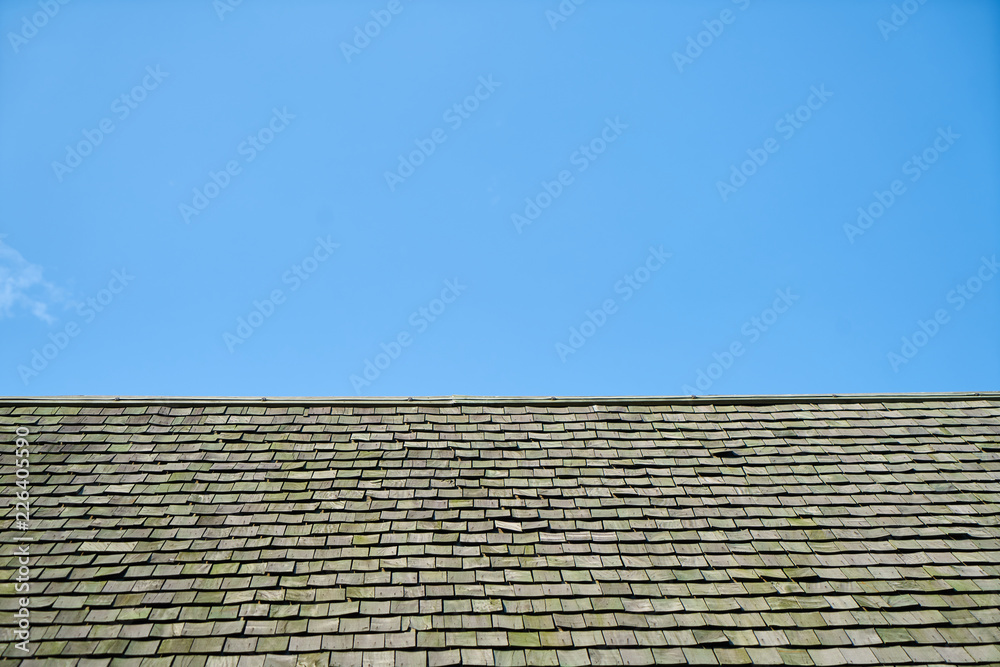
[195,405,376,662]
[704,402,1000,664]
[2,407,66,656]
[3,405,109,583]
[219,400,1000,664]
[0,406,148,659]
[0,408,956,664]
[398,408,720,655]
[500,399,741,640]
[584,402,896,664]
[828,406,1000,661]
[8,406,236,659]
[368,409,547,643]
[540,402,1000,664]
[291,408,428,650]
[336,414,592,664]
[90,404,1000,664]
[716,402,996,544]
[76,400,1000,664]
[676,404,948,664]
[190,406,429,660]
[845,411,1000,663]
[243,408,620,664]
[728,402,1000,656]
[5,406,164,649]
[0,412,90,664]
[21,404,364,660]
[402,408,964,667]
[0,404,73,648]
[77,408,394,664]
[811,403,1000,611]
[11,404,596,664]
[8,644,999,667]
[348,408,732,664]
[288,406,511,660]
[454,408,617,657]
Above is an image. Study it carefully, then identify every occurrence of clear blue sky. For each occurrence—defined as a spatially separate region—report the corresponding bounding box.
[1,0,998,397]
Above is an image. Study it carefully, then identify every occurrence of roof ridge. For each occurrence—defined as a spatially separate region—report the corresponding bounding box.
[1,391,998,406]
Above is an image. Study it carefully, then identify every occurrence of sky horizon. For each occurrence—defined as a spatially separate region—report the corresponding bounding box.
[1,0,998,397]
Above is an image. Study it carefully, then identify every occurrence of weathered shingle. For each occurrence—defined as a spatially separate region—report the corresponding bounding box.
[1,394,999,666]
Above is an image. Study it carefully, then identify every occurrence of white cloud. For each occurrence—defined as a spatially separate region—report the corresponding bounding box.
[0,237,67,324]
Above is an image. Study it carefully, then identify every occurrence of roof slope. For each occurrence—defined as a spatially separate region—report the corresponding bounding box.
[2,394,1000,667]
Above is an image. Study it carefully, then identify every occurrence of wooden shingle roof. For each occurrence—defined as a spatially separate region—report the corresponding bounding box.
[2,393,1000,666]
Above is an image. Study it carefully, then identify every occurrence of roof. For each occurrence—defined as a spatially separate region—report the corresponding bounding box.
[2,393,1000,667]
